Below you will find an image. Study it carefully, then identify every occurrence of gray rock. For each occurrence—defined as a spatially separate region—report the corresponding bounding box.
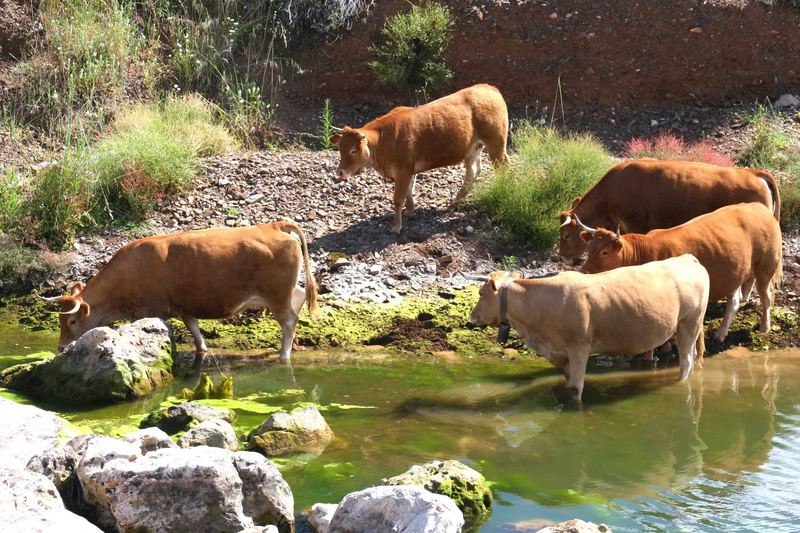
[537,519,612,533]
[26,434,95,511]
[308,502,338,533]
[248,405,333,456]
[380,459,492,524]
[0,318,173,404]
[124,427,179,454]
[329,485,464,533]
[0,468,102,532]
[0,397,78,470]
[775,93,800,109]
[179,419,240,451]
[77,436,293,533]
[233,451,295,533]
[141,401,236,434]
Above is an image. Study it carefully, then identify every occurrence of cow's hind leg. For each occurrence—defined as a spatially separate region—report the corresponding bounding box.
[714,287,742,342]
[404,175,417,216]
[183,316,208,370]
[741,276,756,302]
[756,275,775,334]
[271,304,299,363]
[677,317,703,381]
[392,175,414,234]
[453,143,483,204]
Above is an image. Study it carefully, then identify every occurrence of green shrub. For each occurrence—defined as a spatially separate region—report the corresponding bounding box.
[368,2,454,93]
[736,105,800,228]
[92,95,234,219]
[0,169,25,234]
[475,123,614,247]
[0,235,67,295]
[319,98,335,150]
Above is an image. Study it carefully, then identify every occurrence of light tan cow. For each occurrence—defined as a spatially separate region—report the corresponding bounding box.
[558,159,781,260]
[42,220,317,367]
[580,202,783,342]
[468,255,709,401]
[330,83,508,234]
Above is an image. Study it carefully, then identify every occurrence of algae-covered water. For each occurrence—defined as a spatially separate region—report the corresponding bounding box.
[2,323,800,532]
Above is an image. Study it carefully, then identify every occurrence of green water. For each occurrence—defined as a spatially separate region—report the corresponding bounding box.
[2,323,800,532]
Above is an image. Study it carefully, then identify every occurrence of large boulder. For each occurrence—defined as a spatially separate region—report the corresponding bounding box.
[76,436,293,533]
[329,485,464,533]
[123,427,179,454]
[0,318,174,404]
[0,397,78,470]
[0,468,102,532]
[248,405,333,456]
[381,459,492,524]
[26,434,94,511]
[179,418,240,451]
[141,401,235,434]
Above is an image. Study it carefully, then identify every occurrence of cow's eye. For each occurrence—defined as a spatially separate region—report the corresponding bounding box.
[564,234,570,240]
[601,250,608,256]
[350,149,358,155]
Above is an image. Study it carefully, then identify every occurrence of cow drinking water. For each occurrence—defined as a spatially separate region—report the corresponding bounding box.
[42,220,317,367]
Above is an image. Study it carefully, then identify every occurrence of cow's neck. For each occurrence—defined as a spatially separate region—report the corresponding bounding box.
[574,181,612,227]
[79,277,129,329]
[503,282,549,351]
[621,234,665,265]
[364,128,383,173]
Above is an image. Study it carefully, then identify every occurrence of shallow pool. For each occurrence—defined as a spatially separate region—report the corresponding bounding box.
[2,323,799,532]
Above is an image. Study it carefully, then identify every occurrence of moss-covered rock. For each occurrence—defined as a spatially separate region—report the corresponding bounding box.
[380,459,493,525]
[140,401,236,435]
[0,318,173,404]
[248,405,333,456]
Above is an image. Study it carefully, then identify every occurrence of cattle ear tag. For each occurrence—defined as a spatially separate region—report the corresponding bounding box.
[497,323,511,345]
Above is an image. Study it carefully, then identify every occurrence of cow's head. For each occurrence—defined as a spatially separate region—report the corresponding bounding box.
[42,282,92,351]
[330,126,370,181]
[580,228,624,274]
[469,271,523,326]
[557,198,586,259]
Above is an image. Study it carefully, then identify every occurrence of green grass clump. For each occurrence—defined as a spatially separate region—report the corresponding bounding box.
[736,104,800,229]
[475,123,614,246]
[368,2,454,94]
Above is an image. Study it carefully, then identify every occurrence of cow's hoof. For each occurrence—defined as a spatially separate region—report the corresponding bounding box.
[403,208,415,217]
[713,332,727,343]
[391,226,402,235]
[192,352,206,371]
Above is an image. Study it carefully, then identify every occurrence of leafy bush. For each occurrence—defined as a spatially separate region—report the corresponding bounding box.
[368,2,454,93]
[625,133,733,167]
[475,123,613,247]
[0,235,67,295]
[319,98,336,150]
[736,105,800,228]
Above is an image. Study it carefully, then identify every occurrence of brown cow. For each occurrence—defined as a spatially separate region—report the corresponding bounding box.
[580,203,782,342]
[558,159,781,260]
[42,220,317,367]
[330,84,508,234]
[468,255,709,401]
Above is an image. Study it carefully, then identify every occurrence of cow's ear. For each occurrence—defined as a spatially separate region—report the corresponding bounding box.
[81,301,91,317]
[571,197,581,209]
[329,134,341,146]
[580,231,591,242]
[510,271,523,280]
[69,282,85,296]
[488,278,497,292]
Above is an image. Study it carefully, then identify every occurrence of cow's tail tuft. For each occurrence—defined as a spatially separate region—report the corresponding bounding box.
[753,168,782,225]
[278,219,318,317]
[695,327,705,362]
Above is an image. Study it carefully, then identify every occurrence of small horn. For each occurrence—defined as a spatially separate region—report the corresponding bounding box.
[59,300,82,315]
[559,215,572,228]
[464,273,489,281]
[573,214,597,234]
[40,295,63,303]
[331,126,343,132]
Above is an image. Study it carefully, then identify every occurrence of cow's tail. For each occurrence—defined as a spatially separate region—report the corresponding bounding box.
[277,220,318,317]
[753,168,782,225]
[695,327,705,363]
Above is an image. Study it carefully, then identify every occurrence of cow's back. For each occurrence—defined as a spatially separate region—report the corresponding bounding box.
[601,160,774,233]
[110,224,301,318]
[576,256,708,354]
[369,84,508,173]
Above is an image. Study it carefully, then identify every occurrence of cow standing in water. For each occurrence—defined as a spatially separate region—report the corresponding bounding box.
[330,83,509,234]
[558,159,781,260]
[43,220,317,368]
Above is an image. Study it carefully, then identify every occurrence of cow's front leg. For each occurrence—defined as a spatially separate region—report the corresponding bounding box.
[183,316,208,370]
[715,287,742,342]
[392,175,413,234]
[565,350,590,402]
[272,305,299,363]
